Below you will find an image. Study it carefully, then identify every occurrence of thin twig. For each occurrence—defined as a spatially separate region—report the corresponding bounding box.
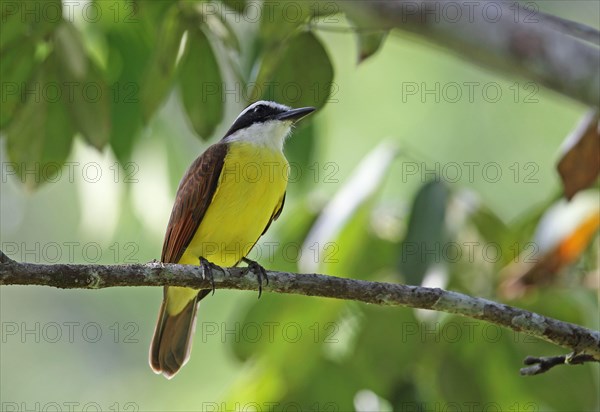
[520,353,599,376]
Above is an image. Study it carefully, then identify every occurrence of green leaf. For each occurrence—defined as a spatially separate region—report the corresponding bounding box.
[258,0,308,45]
[54,22,111,149]
[0,0,62,52]
[110,88,143,163]
[356,30,388,64]
[139,5,185,121]
[0,40,36,129]
[53,22,89,79]
[257,0,339,49]
[5,55,75,189]
[469,204,508,245]
[178,26,224,139]
[106,27,150,163]
[66,66,111,150]
[398,180,450,284]
[254,31,334,109]
[344,7,388,64]
[0,3,29,52]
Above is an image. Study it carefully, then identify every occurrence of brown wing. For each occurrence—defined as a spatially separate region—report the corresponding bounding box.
[161,143,228,264]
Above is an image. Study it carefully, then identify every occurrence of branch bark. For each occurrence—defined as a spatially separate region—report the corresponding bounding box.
[1,251,599,369]
[340,0,600,108]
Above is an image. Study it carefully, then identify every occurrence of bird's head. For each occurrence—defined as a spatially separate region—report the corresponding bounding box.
[222,101,315,150]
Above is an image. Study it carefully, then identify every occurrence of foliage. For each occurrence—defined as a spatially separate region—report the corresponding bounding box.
[1,1,598,411]
[1,0,335,186]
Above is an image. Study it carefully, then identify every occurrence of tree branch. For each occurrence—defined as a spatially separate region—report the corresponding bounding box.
[520,353,598,376]
[1,250,599,373]
[535,9,600,46]
[340,0,600,108]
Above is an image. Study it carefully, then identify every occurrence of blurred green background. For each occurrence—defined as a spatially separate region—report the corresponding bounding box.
[1,1,598,411]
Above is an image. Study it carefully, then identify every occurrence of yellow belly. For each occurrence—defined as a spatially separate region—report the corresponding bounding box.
[167,142,288,313]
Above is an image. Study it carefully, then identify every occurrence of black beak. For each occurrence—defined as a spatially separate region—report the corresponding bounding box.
[275,106,316,122]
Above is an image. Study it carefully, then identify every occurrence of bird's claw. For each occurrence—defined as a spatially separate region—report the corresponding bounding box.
[241,257,268,299]
[199,257,224,296]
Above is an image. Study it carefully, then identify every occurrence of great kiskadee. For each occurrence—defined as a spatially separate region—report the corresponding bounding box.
[149,100,315,379]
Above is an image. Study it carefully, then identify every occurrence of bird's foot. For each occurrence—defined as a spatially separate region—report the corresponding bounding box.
[241,257,268,299]
[199,257,224,295]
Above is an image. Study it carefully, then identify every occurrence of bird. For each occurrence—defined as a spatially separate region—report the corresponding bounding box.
[149,100,315,379]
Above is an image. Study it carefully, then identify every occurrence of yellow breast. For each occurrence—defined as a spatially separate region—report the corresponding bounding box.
[180,142,288,267]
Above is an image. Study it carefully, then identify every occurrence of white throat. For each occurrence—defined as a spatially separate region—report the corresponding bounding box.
[222,120,293,152]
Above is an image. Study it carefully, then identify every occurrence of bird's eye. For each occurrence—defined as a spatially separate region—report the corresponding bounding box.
[253,105,264,113]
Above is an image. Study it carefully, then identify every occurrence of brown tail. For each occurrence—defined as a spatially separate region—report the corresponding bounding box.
[149,288,209,379]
